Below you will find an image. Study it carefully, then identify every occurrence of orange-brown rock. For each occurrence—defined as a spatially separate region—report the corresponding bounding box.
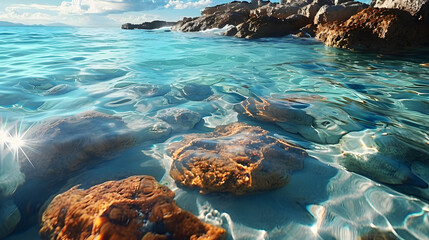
[316,7,429,51]
[168,123,305,194]
[40,176,226,240]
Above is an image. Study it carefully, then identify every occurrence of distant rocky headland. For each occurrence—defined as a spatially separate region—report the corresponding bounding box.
[123,0,429,51]
[122,20,177,29]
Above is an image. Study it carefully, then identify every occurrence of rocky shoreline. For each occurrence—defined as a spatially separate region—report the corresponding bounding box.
[123,0,429,51]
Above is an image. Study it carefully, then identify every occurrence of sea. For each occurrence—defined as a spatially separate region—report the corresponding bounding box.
[0,26,429,240]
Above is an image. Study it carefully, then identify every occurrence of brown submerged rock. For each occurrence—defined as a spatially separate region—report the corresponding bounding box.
[168,123,306,194]
[316,7,429,51]
[40,176,226,240]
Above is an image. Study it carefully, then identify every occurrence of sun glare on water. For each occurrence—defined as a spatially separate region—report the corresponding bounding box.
[0,119,34,167]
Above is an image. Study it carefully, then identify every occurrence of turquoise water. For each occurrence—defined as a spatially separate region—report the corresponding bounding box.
[1,26,429,239]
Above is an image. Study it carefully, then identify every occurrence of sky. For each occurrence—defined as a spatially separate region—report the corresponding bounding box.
[0,0,370,27]
[0,0,232,26]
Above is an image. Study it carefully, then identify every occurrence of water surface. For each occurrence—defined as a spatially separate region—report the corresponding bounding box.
[1,26,429,240]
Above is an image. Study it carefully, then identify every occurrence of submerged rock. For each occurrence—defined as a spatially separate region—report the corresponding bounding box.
[359,227,399,240]
[121,21,177,30]
[234,97,361,144]
[40,176,226,240]
[18,111,136,180]
[181,83,214,101]
[168,123,305,194]
[316,7,429,51]
[0,199,21,239]
[155,108,201,132]
[339,129,428,188]
[132,84,171,98]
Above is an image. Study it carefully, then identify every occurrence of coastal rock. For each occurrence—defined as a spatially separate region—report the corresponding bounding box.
[0,199,21,239]
[316,7,429,51]
[172,2,253,32]
[229,14,311,39]
[297,23,317,37]
[172,11,250,32]
[314,1,368,24]
[234,97,362,144]
[168,123,305,194]
[281,0,317,7]
[339,129,428,188]
[298,2,323,20]
[202,1,257,15]
[155,108,201,131]
[250,3,300,19]
[18,111,136,180]
[40,176,226,240]
[370,0,429,16]
[121,21,176,30]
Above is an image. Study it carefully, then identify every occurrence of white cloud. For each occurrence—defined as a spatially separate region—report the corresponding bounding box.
[165,0,212,9]
[0,0,211,26]
[107,13,161,23]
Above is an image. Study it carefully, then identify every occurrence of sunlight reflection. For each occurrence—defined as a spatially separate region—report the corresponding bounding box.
[0,119,34,168]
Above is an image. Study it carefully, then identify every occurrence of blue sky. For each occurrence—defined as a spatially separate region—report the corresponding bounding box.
[0,0,370,27]
[0,0,233,26]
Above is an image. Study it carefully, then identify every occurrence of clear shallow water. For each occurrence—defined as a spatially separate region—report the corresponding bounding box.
[0,26,429,239]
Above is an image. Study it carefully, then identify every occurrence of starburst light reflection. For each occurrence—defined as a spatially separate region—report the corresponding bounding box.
[0,119,35,168]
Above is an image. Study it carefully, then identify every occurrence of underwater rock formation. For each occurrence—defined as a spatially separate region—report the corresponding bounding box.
[339,129,428,188]
[0,199,21,239]
[168,123,305,194]
[234,97,362,144]
[40,175,226,240]
[131,83,171,98]
[155,108,201,132]
[180,84,214,101]
[316,7,429,51]
[18,111,136,180]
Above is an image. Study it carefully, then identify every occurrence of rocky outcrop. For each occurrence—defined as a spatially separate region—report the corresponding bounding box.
[314,1,368,24]
[370,0,428,15]
[316,7,429,51]
[40,176,226,240]
[226,14,311,38]
[168,123,305,194]
[172,2,255,32]
[250,3,300,19]
[18,111,136,180]
[121,20,176,30]
[202,1,257,15]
